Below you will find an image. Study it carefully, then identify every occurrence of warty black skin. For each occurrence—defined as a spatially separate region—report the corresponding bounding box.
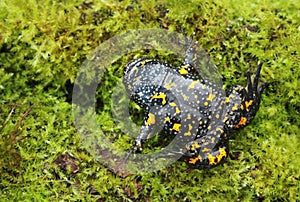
[123,41,268,169]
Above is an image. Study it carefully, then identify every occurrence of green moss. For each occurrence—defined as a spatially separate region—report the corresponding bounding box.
[1,0,299,201]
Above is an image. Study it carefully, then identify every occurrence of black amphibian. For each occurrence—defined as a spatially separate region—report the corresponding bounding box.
[123,39,268,169]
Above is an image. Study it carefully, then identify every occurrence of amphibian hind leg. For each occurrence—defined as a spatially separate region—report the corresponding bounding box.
[185,133,229,169]
[225,63,269,129]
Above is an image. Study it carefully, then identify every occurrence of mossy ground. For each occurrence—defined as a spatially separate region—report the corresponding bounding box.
[0,0,299,201]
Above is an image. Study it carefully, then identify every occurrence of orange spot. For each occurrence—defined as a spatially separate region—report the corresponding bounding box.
[235,116,247,128]
[189,155,202,164]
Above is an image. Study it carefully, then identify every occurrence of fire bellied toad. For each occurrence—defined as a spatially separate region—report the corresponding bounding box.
[123,40,268,169]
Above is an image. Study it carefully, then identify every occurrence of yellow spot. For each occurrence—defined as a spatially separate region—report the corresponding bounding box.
[193,53,198,61]
[191,141,200,150]
[241,104,244,110]
[179,67,189,75]
[235,116,247,128]
[165,117,171,122]
[169,102,177,107]
[246,100,253,107]
[175,107,181,114]
[199,121,203,125]
[187,114,191,119]
[184,125,193,136]
[172,123,181,131]
[186,145,191,151]
[211,137,215,143]
[245,100,253,111]
[164,82,176,90]
[216,114,220,119]
[217,148,227,162]
[202,85,206,89]
[141,59,149,66]
[183,95,188,100]
[184,131,191,136]
[208,148,227,165]
[225,95,234,103]
[206,92,215,101]
[223,117,228,123]
[133,75,141,82]
[189,155,202,164]
[207,125,212,130]
[202,148,211,153]
[204,102,209,107]
[150,93,167,105]
[188,124,193,131]
[188,80,199,89]
[216,128,224,134]
[208,154,216,165]
[232,103,239,111]
[181,64,189,68]
[146,113,156,126]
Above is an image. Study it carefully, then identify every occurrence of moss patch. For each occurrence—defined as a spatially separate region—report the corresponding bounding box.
[0,0,299,201]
